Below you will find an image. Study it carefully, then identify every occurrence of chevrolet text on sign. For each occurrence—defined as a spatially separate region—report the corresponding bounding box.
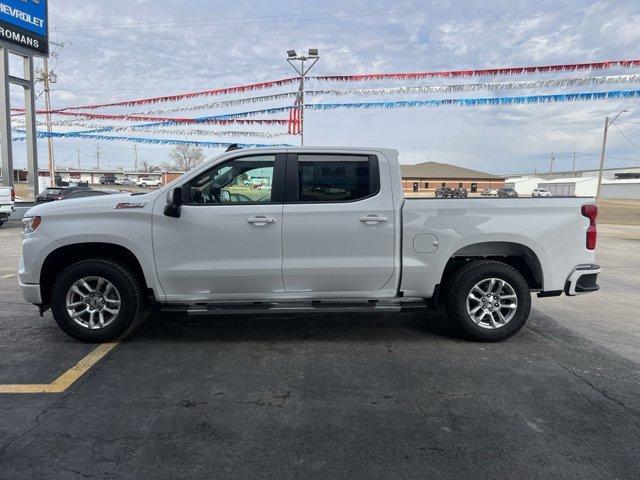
[0,0,48,55]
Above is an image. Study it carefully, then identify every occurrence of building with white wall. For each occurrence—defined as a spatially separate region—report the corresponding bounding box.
[504,177,545,195]
[600,179,640,199]
[537,177,598,197]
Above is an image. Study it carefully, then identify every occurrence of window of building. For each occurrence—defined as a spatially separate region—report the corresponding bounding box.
[424,182,429,189]
[441,182,446,187]
[458,182,463,188]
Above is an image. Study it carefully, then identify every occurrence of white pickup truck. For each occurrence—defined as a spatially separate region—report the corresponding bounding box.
[18,147,600,343]
[0,186,15,227]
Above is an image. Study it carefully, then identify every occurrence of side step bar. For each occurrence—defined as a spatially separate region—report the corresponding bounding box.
[161,298,428,315]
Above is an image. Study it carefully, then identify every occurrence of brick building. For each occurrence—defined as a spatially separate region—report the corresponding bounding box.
[400,161,505,194]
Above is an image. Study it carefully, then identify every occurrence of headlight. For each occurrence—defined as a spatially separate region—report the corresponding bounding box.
[22,216,41,234]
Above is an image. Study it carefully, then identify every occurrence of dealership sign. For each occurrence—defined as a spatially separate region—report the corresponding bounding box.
[0,0,48,55]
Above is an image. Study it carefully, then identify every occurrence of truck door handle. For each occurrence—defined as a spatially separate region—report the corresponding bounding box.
[247,216,276,225]
[360,215,388,224]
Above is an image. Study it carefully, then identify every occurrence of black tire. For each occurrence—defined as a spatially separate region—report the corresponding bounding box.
[141,183,147,187]
[443,260,531,342]
[0,221,4,227]
[51,259,148,343]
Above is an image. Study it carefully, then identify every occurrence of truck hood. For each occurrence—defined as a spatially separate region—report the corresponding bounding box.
[25,191,161,217]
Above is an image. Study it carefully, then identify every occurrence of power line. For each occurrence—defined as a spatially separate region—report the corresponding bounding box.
[53,8,422,31]
[612,123,640,152]
[63,25,392,44]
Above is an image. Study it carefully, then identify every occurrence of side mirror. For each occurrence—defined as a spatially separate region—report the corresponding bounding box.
[164,186,183,218]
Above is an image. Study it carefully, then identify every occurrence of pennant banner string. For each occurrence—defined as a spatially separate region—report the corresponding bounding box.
[135,92,298,115]
[306,89,640,110]
[9,77,300,115]
[10,125,289,138]
[12,130,293,148]
[27,106,293,123]
[311,59,640,82]
[10,58,640,116]
[12,117,292,127]
[307,74,640,96]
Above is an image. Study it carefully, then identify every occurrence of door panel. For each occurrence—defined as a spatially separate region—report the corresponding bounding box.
[153,204,284,299]
[152,153,285,301]
[282,154,396,294]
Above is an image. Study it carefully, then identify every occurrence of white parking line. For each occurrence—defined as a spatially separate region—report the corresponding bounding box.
[0,273,16,279]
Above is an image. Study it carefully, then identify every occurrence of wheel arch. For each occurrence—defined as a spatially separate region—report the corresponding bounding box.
[40,242,151,308]
[440,241,544,293]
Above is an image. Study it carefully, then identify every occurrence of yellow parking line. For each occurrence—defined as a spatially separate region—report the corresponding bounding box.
[0,341,119,394]
[0,273,16,279]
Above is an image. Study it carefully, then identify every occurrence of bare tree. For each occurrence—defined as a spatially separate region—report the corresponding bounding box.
[168,145,204,171]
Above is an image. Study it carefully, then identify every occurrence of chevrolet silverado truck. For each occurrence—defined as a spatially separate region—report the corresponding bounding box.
[18,147,600,343]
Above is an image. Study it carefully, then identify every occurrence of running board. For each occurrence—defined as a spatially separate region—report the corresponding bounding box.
[161,298,428,315]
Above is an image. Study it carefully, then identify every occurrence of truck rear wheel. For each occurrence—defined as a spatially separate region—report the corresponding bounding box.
[51,259,147,343]
[443,260,531,341]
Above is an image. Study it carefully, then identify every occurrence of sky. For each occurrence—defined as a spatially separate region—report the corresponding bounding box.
[7,0,640,175]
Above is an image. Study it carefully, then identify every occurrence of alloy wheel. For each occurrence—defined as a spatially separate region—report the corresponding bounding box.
[65,276,121,329]
[465,277,518,329]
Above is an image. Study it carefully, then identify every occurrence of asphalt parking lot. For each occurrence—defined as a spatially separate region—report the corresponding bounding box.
[0,220,639,479]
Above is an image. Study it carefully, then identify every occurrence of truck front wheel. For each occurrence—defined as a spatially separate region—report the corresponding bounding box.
[51,259,147,342]
[443,260,531,341]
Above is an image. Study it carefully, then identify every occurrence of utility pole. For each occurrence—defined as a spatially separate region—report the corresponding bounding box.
[77,147,80,169]
[35,43,63,187]
[571,152,576,176]
[36,57,58,186]
[548,152,555,177]
[134,145,138,172]
[286,48,319,146]
[96,142,101,170]
[596,110,627,199]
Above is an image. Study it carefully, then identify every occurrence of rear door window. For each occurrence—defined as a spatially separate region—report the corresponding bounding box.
[294,154,378,202]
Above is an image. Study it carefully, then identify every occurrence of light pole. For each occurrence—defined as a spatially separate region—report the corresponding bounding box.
[286,48,319,146]
[596,109,627,199]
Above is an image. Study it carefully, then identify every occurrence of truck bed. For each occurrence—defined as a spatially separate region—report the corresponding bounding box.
[400,197,597,297]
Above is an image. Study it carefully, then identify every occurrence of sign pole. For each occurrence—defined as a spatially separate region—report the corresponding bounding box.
[0,0,49,193]
[23,54,38,196]
[0,45,13,188]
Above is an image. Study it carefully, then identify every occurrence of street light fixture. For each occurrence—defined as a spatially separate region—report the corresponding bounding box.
[596,109,628,199]
[286,48,320,146]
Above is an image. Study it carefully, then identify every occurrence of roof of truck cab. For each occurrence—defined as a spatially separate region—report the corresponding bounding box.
[400,161,504,180]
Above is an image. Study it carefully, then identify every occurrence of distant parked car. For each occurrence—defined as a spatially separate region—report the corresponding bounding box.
[35,187,118,204]
[452,187,468,198]
[435,187,454,198]
[137,177,163,187]
[0,186,14,227]
[532,188,552,197]
[481,188,499,196]
[99,175,117,185]
[60,189,119,201]
[498,188,518,198]
[35,186,89,204]
[120,178,136,186]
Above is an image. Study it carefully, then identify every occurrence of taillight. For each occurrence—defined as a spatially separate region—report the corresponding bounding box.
[11,188,15,202]
[582,204,597,250]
